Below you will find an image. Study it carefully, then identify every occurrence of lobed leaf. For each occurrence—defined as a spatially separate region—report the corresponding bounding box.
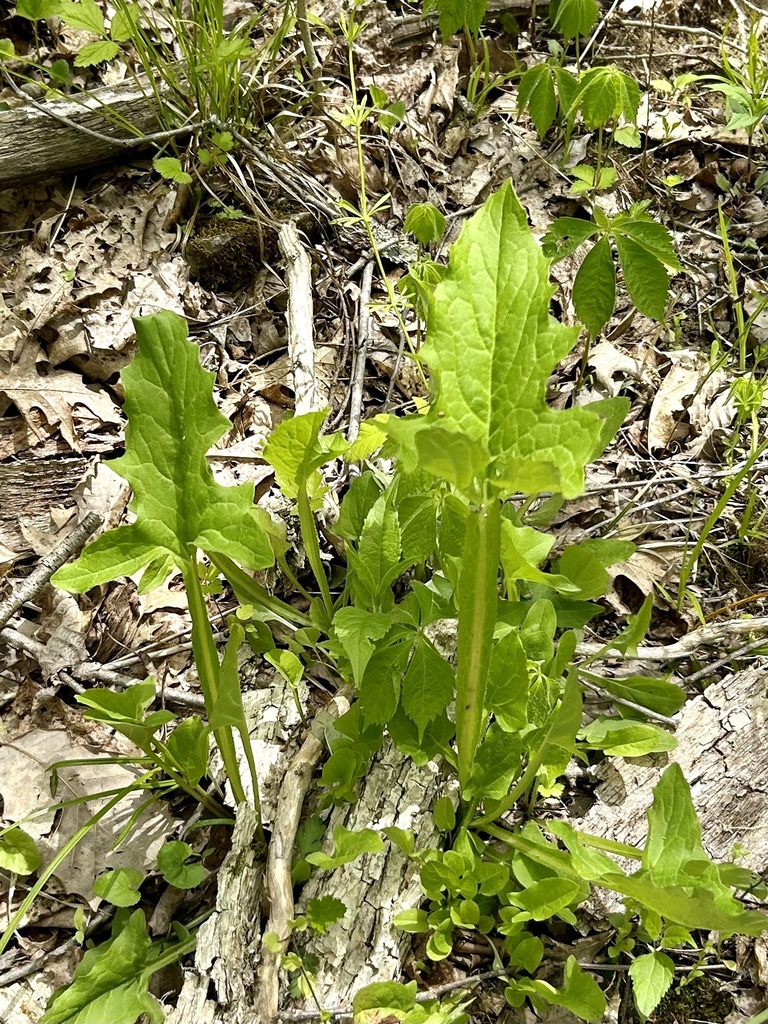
[54,312,273,592]
[385,182,628,500]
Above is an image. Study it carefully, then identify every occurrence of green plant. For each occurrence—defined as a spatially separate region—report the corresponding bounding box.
[36,183,765,1022]
[51,310,282,818]
[544,200,681,339]
[700,21,768,160]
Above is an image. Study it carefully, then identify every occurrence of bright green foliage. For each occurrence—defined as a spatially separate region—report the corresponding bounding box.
[353,980,417,1021]
[153,157,193,185]
[306,826,384,870]
[53,311,273,591]
[642,764,708,885]
[518,64,578,138]
[164,716,209,789]
[630,951,674,1016]
[93,869,144,908]
[157,842,205,889]
[384,182,627,501]
[568,65,640,130]
[59,0,104,33]
[40,911,165,1024]
[0,828,42,875]
[579,718,677,756]
[597,675,686,717]
[305,896,347,933]
[74,39,120,65]
[422,0,488,37]
[545,202,681,336]
[549,0,599,39]
[17,0,63,18]
[405,202,446,246]
[569,164,617,194]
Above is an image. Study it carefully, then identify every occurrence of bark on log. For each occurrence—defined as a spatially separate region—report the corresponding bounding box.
[0,82,159,191]
[165,653,449,1024]
[0,418,115,556]
[576,665,768,917]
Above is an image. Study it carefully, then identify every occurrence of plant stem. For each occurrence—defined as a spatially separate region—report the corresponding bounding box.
[455,496,501,794]
[210,552,312,627]
[183,559,248,806]
[297,484,334,618]
[0,773,159,955]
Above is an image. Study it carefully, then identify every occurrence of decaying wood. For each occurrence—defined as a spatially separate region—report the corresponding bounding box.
[278,222,319,416]
[167,647,450,1023]
[0,419,114,557]
[287,742,451,1011]
[0,81,161,191]
[576,665,768,916]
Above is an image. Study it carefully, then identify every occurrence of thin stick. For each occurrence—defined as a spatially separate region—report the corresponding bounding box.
[0,513,102,631]
[255,688,353,1022]
[577,615,768,663]
[1,626,205,710]
[347,261,374,442]
[279,221,319,415]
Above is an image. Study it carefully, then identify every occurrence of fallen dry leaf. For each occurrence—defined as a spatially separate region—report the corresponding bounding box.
[0,338,122,450]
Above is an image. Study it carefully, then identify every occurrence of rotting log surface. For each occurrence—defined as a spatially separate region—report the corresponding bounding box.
[165,658,449,1024]
[576,665,768,917]
[0,82,159,191]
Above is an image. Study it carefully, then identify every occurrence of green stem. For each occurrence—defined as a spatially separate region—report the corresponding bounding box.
[455,496,501,794]
[183,559,247,806]
[210,552,312,628]
[298,483,333,618]
[0,773,159,956]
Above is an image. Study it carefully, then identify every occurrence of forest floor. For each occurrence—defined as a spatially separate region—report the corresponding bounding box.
[1,0,768,1021]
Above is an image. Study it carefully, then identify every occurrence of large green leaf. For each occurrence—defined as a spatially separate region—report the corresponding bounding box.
[384,182,628,501]
[642,763,708,885]
[40,911,164,1024]
[54,311,273,591]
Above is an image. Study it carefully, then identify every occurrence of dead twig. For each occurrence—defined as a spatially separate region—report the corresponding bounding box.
[347,261,374,443]
[0,626,205,710]
[576,615,768,663]
[0,513,102,631]
[279,221,319,415]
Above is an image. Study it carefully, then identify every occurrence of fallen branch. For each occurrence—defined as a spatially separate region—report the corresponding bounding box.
[0,512,102,631]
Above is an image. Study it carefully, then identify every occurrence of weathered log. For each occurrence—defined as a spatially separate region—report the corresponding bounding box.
[165,658,449,1024]
[0,81,160,191]
[576,665,768,917]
